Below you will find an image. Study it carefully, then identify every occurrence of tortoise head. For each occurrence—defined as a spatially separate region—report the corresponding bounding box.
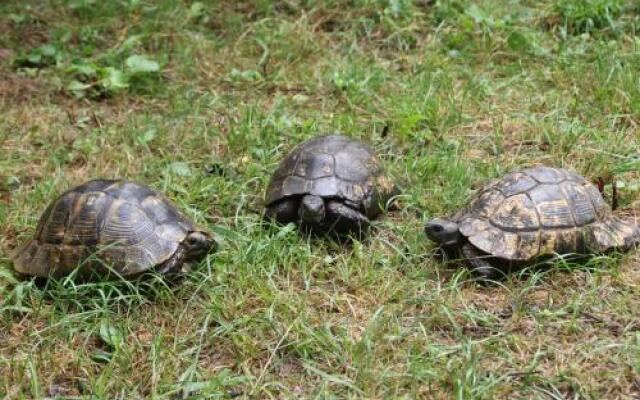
[424,218,462,250]
[299,195,325,225]
[183,230,216,261]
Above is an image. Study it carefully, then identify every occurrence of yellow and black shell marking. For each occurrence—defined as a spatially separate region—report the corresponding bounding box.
[265,134,396,219]
[458,167,639,261]
[13,179,203,278]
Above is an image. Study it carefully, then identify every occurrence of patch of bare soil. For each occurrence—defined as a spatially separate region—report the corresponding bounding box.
[2,18,50,48]
[0,48,13,61]
[0,70,46,103]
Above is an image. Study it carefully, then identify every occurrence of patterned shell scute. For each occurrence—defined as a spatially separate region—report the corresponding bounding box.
[490,193,539,230]
[14,180,192,277]
[528,184,576,228]
[36,192,76,245]
[562,180,598,226]
[585,184,610,220]
[525,166,566,184]
[492,172,538,197]
[100,201,155,246]
[464,188,505,219]
[334,142,382,182]
[62,192,109,246]
[462,167,614,261]
[302,153,335,179]
[265,135,389,207]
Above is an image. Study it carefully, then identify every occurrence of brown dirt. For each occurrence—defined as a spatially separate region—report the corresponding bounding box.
[0,71,47,103]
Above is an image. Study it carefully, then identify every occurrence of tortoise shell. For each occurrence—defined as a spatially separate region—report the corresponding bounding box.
[457,166,638,261]
[13,179,204,278]
[265,135,396,218]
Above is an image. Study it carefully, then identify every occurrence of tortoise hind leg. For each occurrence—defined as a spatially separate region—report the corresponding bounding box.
[461,243,503,281]
[587,217,640,253]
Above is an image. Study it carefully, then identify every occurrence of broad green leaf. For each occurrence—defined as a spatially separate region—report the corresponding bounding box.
[100,67,129,92]
[137,128,157,145]
[125,55,160,73]
[67,80,91,92]
[99,320,123,349]
[189,2,205,17]
[26,52,42,64]
[8,13,27,24]
[39,44,56,57]
[169,161,192,177]
[229,68,262,82]
[466,4,488,24]
[68,63,98,76]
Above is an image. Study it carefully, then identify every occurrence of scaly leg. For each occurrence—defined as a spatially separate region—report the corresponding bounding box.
[265,198,299,224]
[461,243,503,281]
[156,246,187,274]
[325,201,370,236]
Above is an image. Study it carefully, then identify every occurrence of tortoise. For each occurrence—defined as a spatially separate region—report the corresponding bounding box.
[425,166,640,279]
[265,134,397,236]
[13,179,216,279]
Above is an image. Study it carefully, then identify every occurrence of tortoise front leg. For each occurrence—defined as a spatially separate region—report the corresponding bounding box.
[265,198,299,224]
[156,245,187,274]
[461,243,502,281]
[325,200,370,236]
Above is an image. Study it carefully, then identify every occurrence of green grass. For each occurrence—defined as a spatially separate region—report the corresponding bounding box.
[1,0,640,398]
